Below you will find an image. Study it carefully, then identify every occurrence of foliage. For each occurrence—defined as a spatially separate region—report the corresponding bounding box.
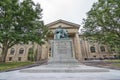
[28,47,38,61]
[105,60,120,63]
[0,0,50,62]
[113,63,120,67]
[105,60,120,67]
[82,0,120,52]
[0,62,34,71]
[28,48,34,61]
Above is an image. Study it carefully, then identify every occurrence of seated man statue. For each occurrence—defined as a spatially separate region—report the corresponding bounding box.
[63,29,68,38]
[54,25,69,39]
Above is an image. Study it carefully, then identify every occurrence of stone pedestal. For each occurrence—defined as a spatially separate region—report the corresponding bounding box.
[49,39,78,64]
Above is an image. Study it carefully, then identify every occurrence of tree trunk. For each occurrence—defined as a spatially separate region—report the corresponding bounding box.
[1,46,8,62]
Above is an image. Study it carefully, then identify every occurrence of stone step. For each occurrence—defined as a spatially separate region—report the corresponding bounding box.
[20,68,109,73]
[20,63,109,73]
[48,58,79,63]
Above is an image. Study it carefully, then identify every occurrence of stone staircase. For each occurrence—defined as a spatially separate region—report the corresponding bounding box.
[20,62,109,73]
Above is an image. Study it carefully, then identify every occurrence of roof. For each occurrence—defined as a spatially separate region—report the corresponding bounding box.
[46,19,80,28]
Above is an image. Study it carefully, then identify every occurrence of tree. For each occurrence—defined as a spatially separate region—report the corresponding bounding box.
[0,0,50,62]
[28,48,34,61]
[82,0,120,52]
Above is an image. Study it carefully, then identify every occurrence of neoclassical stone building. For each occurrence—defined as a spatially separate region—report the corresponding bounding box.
[0,20,118,62]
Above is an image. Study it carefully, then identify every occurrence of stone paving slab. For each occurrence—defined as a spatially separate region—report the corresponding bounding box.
[20,68,109,73]
[0,59,119,80]
[19,63,109,73]
[0,69,120,80]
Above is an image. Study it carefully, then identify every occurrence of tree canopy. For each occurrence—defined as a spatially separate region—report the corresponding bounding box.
[82,0,120,52]
[0,0,50,62]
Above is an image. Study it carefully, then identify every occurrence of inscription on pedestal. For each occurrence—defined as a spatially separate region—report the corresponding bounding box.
[49,39,78,63]
[51,40,73,60]
[56,41,71,54]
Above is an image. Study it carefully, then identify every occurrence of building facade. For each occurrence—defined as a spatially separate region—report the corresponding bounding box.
[0,20,118,62]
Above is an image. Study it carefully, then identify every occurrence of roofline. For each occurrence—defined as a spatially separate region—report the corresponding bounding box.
[46,19,80,28]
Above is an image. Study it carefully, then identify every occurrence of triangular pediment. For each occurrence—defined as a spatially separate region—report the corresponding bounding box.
[46,19,80,29]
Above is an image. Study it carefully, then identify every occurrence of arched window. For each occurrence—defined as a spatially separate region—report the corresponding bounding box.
[90,46,96,53]
[10,48,15,54]
[19,48,24,54]
[100,46,105,52]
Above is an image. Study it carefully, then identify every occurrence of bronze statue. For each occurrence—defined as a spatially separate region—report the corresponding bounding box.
[54,25,68,39]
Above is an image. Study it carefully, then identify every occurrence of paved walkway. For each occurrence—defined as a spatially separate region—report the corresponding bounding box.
[0,64,120,80]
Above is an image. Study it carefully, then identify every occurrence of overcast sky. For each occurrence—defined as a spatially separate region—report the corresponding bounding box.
[33,0,98,25]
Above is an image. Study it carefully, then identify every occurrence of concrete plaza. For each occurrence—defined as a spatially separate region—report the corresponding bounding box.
[0,64,120,80]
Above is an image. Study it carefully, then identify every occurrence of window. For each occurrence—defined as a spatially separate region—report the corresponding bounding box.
[93,55,96,58]
[49,47,51,51]
[114,55,117,59]
[19,48,24,54]
[100,46,105,52]
[18,57,21,61]
[10,48,15,55]
[9,57,12,61]
[90,46,96,53]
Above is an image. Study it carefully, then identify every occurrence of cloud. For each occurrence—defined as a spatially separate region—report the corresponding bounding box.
[33,0,98,25]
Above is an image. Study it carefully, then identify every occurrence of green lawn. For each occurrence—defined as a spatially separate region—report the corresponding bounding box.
[105,60,120,68]
[0,62,34,71]
[105,59,120,63]
[113,63,120,66]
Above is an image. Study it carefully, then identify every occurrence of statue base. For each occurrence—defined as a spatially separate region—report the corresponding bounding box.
[49,39,78,64]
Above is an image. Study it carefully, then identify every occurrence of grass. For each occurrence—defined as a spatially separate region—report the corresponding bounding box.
[104,59,120,68]
[0,62,34,71]
[113,63,120,66]
[104,59,120,63]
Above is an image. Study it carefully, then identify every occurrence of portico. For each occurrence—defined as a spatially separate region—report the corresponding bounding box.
[39,19,83,61]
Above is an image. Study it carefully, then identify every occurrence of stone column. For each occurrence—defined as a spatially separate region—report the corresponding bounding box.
[71,38,75,58]
[84,40,91,59]
[75,33,83,61]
